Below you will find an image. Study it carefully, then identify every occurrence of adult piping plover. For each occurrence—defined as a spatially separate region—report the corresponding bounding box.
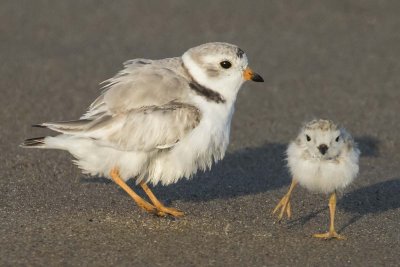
[273,119,360,239]
[22,42,264,217]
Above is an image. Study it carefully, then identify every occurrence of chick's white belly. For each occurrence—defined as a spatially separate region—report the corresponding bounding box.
[288,157,359,194]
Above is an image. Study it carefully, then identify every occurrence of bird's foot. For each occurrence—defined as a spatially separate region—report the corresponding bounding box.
[313,231,346,240]
[155,206,184,218]
[135,202,166,216]
[139,202,183,217]
[272,195,292,221]
[139,182,184,218]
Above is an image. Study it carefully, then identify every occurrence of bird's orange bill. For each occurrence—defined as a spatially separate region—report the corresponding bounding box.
[243,67,264,82]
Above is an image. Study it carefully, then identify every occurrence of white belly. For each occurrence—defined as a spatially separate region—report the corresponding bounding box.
[45,99,235,186]
[287,145,359,194]
[45,135,150,180]
[144,102,233,185]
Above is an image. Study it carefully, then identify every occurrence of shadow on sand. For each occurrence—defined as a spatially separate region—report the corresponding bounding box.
[356,135,380,157]
[338,178,400,231]
[284,178,400,229]
[80,135,383,204]
[81,142,290,202]
[146,143,290,202]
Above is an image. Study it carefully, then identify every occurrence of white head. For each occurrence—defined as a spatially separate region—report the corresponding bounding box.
[294,119,356,160]
[182,42,263,103]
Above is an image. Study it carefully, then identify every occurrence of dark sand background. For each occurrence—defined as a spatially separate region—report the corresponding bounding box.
[1,1,399,266]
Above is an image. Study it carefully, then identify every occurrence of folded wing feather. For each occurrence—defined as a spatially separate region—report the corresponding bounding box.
[42,101,201,151]
[81,57,190,119]
[40,57,201,151]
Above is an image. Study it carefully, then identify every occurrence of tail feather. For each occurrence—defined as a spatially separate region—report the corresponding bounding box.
[32,124,47,128]
[20,137,46,148]
[33,119,100,134]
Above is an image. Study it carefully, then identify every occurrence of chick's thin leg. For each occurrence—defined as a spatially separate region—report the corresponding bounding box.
[313,191,346,240]
[140,182,184,217]
[273,179,297,221]
[110,168,163,215]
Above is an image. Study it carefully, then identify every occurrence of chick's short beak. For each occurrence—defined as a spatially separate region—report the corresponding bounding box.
[318,144,329,155]
[243,67,264,82]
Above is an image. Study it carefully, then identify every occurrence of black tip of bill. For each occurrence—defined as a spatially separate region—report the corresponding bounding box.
[251,73,264,82]
[32,124,46,128]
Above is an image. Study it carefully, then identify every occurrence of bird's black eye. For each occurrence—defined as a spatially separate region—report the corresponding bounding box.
[306,135,311,142]
[220,61,232,69]
[335,136,340,142]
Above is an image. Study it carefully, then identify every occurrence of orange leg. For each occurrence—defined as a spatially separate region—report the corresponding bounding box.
[110,168,161,215]
[313,191,346,240]
[140,182,184,217]
[273,179,297,221]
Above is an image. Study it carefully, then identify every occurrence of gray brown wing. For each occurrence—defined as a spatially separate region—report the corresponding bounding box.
[81,57,191,120]
[40,102,201,151]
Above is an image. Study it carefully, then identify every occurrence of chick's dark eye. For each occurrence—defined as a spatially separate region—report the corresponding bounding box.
[335,136,340,142]
[220,61,232,69]
[306,135,311,142]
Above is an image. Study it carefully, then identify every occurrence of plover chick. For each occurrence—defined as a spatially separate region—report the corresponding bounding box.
[21,42,264,217]
[273,119,360,239]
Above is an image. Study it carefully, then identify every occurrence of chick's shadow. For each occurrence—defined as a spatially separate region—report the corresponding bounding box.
[356,135,380,157]
[338,178,400,231]
[287,178,400,229]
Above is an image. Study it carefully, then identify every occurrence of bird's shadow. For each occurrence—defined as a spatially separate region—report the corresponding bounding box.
[150,143,289,202]
[338,178,400,231]
[356,135,380,157]
[80,135,382,204]
[285,178,400,229]
[81,142,290,202]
